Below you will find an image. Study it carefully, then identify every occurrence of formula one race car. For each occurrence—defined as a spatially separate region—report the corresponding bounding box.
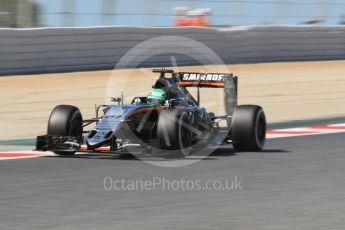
[36,69,266,158]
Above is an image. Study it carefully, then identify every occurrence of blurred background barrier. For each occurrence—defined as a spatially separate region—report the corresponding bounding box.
[2,0,345,28]
[1,0,345,75]
[0,25,345,75]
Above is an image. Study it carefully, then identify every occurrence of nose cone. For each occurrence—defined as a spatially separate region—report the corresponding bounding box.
[85,106,129,147]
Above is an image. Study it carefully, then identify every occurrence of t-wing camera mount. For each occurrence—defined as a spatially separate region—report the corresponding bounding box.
[152,68,175,78]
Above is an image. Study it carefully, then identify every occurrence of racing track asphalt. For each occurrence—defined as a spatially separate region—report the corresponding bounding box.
[1,133,345,230]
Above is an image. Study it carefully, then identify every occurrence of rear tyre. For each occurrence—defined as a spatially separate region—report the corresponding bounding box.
[47,105,83,155]
[231,105,266,152]
[156,109,192,158]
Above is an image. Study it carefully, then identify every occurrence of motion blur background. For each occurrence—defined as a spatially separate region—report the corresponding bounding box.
[1,0,345,28]
[1,0,345,141]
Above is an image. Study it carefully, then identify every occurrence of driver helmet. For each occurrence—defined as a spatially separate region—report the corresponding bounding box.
[147,88,167,105]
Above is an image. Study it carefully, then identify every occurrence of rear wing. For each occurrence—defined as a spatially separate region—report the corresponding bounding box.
[152,69,238,116]
[176,72,235,89]
[176,72,238,116]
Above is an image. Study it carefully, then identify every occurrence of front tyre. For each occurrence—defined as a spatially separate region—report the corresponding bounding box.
[231,105,266,152]
[47,105,83,155]
[156,109,192,158]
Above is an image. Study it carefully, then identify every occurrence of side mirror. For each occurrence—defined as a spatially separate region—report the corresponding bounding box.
[168,98,182,107]
[111,97,122,105]
[111,97,121,103]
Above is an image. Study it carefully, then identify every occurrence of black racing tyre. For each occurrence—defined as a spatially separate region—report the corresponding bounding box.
[47,105,83,155]
[156,109,192,158]
[231,105,266,152]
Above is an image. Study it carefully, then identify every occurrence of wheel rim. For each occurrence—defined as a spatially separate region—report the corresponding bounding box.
[178,112,192,156]
[255,110,266,149]
[69,112,83,143]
